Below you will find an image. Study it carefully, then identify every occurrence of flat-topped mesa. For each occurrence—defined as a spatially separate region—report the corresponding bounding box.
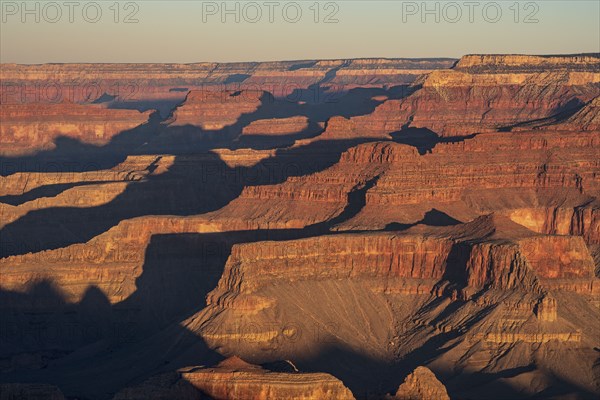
[410,73,598,135]
[113,357,355,400]
[323,58,455,89]
[340,142,419,163]
[197,218,597,380]
[241,116,310,136]
[205,214,597,317]
[320,54,600,138]
[0,103,152,156]
[454,54,600,71]
[0,59,453,83]
[451,215,597,296]
[207,233,453,305]
[178,357,356,400]
[168,89,267,130]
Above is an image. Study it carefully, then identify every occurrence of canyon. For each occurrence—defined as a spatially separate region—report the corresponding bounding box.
[0,54,599,399]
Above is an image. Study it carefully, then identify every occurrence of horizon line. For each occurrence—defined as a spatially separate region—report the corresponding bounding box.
[2,52,600,66]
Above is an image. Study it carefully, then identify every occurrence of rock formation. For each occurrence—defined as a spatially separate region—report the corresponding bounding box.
[113,356,355,400]
[0,103,152,156]
[529,95,600,131]
[322,54,600,138]
[388,366,449,400]
[0,58,454,107]
[169,90,266,130]
[0,54,599,400]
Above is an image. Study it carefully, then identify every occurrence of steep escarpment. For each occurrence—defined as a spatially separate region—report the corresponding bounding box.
[198,213,599,397]
[168,90,267,130]
[536,95,600,131]
[0,103,152,156]
[454,54,600,71]
[406,55,600,135]
[333,132,599,237]
[323,54,600,137]
[196,214,599,397]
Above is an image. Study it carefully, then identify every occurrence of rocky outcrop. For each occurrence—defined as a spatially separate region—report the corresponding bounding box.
[324,54,600,137]
[454,54,600,71]
[0,103,151,156]
[331,132,599,233]
[199,213,597,367]
[242,116,310,136]
[182,357,355,400]
[546,96,600,131]
[389,366,449,400]
[169,90,266,130]
[206,233,453,306]
[113,357,355,400]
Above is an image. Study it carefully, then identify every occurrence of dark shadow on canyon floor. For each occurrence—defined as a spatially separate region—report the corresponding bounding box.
[391,127,477,155]
[0,84,405,176]
[384,209,462,232]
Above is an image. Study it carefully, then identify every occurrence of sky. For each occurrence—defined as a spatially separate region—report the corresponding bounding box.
[1,0,599,63]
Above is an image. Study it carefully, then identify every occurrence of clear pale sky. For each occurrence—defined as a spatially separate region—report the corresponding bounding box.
[1,0,599,63]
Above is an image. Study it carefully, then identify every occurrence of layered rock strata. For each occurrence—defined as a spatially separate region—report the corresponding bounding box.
[0,103,151,156]
[112,356,355,400]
